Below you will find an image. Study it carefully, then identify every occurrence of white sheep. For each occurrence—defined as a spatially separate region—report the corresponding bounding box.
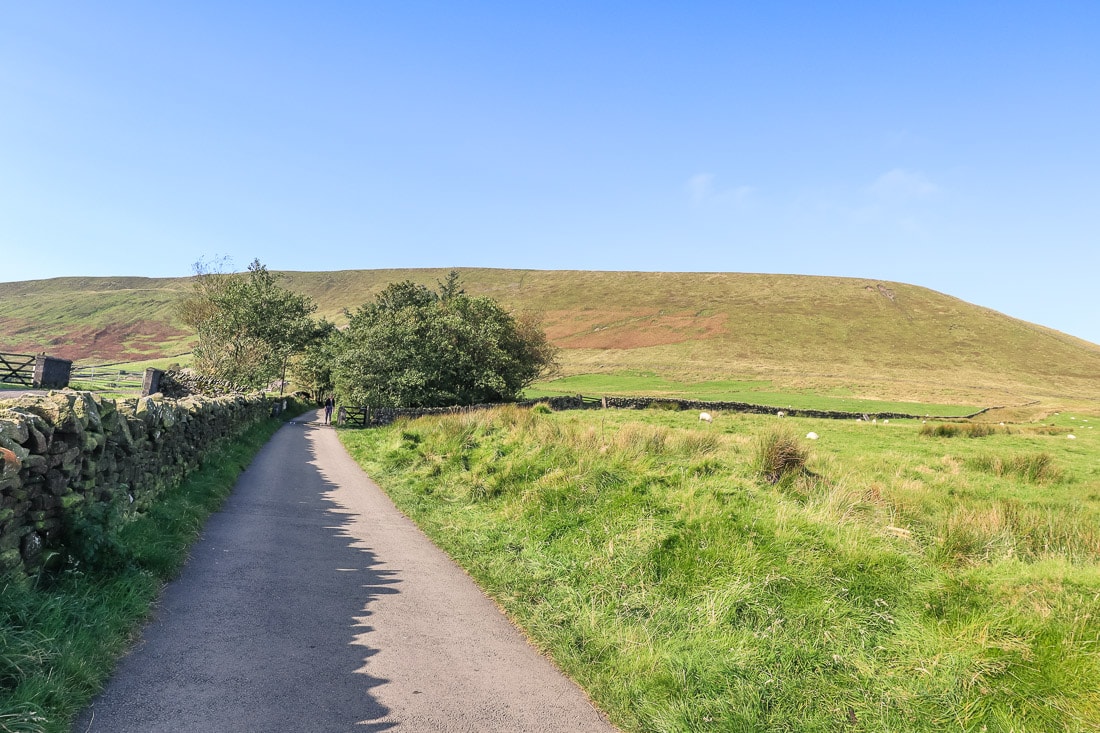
[1068,434,1077,440]
[806,432,819,440]
[777,411,785,418]
[699,412,713,423]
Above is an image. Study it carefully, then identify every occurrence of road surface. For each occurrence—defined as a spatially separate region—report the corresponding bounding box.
[73,411,619,732]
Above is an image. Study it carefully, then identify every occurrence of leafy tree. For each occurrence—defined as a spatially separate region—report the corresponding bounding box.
[180,258,318,389]
[333,272,556,407]
[290,319,339,401]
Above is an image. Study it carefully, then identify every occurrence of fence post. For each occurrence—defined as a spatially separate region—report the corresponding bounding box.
[32,356,72,389]
[142,368,163,397]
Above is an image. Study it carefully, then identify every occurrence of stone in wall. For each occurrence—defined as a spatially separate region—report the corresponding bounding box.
[0,389,270,575]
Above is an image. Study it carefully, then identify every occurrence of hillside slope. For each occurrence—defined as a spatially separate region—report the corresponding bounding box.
[2,269,1098,406]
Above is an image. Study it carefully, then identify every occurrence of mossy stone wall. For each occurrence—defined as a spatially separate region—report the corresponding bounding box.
[0,390,270,573]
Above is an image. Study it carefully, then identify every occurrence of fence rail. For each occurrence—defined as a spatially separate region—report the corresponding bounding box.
[0,352,36,387]
[69,365,145,391]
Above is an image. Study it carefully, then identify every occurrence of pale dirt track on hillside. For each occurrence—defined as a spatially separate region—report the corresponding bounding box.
[73,411,619,732]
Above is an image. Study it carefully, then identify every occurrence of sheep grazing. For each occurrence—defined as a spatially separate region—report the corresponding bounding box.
[1068,435,1077,440]
[777,411,786,418]
[806,432,819,440]
[699,412,713,423]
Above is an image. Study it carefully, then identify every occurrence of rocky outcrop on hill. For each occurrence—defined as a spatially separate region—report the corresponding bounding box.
[0,390,269,574]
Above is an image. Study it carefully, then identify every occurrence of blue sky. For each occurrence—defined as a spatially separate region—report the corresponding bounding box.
[2,2,1098,344]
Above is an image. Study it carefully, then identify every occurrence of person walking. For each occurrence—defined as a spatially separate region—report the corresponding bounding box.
[324,396,334,425]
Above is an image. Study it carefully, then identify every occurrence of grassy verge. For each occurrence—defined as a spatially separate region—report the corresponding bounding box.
[339,406,1100,733]
[0,402,302,733]
[525,372,981,417]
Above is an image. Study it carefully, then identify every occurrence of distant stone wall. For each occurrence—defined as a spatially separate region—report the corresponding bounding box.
[597,396,988,420]
[342,395,590,427]
[340,394,986,427]
[0,390,270,574]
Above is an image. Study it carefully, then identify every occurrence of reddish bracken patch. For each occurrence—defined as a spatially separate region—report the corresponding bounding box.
[542,309,729,349]
[0,319,191,363]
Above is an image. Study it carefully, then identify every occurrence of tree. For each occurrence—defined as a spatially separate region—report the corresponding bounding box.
[290,319,339,401]
[180,259,319,389]
[332,272,556,407]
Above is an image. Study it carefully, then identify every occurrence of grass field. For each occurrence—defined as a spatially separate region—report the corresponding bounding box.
[525,372,982,417]
[339,405,1100,733]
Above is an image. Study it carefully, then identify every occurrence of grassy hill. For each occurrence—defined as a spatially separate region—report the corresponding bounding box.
[2,269,1099,409]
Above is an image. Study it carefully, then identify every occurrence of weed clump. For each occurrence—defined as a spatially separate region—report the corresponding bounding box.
[530,403,553,415]
[752,428,809,483]
[920,422,997,438]
[969,452,1063,483]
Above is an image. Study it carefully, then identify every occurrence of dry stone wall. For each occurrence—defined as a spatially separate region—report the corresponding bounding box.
[0,390,270,574]
[596,396,985,420]
[343,396,590,426]
[341,394,985,427]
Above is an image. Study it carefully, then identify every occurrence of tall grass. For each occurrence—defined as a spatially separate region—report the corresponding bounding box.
[340,406,1100,733]
[751,428,809,483]
[969,451,1063,483]
[0,405,301,733]
[919,422,1000,438]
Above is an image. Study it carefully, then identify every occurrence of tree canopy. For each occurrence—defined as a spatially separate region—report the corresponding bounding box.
[180,259,319,389]
[332,273,555,407]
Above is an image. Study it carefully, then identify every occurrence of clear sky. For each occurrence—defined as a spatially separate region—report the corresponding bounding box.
[2,2,1098,344]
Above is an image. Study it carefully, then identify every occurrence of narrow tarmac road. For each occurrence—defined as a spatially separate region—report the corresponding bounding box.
[74,411,619,733]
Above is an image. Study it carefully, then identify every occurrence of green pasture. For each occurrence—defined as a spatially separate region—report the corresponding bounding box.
[340,405,1100,733]
[525,372,982,417]
[72,355,192,370]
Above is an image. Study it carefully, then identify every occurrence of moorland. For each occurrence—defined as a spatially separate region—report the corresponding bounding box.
[2,268,1099,416]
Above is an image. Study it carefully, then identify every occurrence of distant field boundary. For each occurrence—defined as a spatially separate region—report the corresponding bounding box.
[340,394,988,427]
[596,395,988,420]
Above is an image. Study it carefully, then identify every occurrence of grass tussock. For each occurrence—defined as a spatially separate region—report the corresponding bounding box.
[338,406,1100,732]
[969,451,1063,483]
[752,428,809,483]
[920,421,999,438]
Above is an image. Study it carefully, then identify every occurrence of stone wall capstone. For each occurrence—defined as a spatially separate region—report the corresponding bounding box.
[0,389,270,574]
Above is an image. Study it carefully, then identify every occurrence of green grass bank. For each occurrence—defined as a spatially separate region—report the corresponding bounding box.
[340,406,1100,733]
[0,404,302,733]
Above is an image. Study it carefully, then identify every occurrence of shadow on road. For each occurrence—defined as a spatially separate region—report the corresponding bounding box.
[74,419,402,732]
